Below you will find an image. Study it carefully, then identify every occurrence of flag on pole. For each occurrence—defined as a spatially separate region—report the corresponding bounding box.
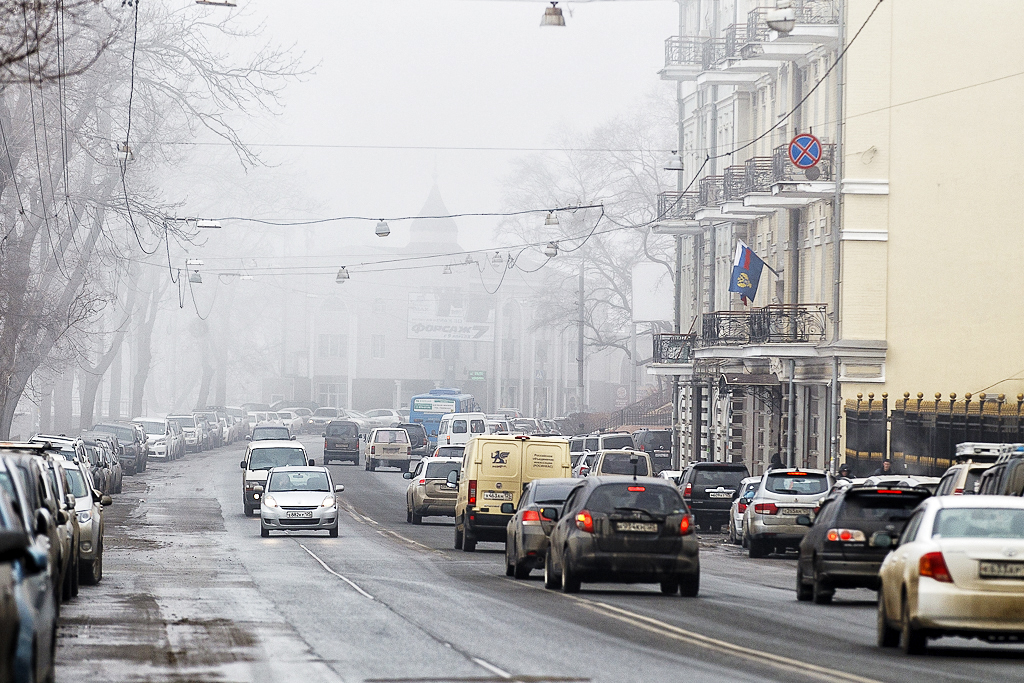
[729,241,767,305]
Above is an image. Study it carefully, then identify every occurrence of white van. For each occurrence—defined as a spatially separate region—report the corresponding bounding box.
[437,412,487,447]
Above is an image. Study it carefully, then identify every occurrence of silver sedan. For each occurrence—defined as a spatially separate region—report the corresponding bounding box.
[260,467,344,538]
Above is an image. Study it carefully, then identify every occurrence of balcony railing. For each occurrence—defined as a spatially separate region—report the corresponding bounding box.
[702,304,828,346]
[698,175,724,208]
[723,166,746,201]
[773,142,835,183]
[797,0,839,24]
[744,157,774,193]
[664,36,702,67]
[653,333,696,364]
[746,7,771,44]
[724,23,747,59]
[657,191,700,221]
[701,38,727,70]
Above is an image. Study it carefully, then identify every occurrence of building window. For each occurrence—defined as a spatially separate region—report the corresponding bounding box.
[371,335,386,359]
[318,334,346,358]
[318,383,344,407]
[419,341,443,359]
[372,299,386,313]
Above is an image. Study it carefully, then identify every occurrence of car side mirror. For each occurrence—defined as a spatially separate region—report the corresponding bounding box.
[796,515,813,527]
[65,494,76,510]
[307,459,315,466]
[245,435,251,441]
[92,488,103,502]
[291,435,297,441]
[402,472,413,479]
[23,546,47,574]
[321,433,326,438]
[101,495,112,507]
[541,507,559,521]
[240,461,246,469]
[335,484,344,493]
[57,510,69,525]
[445,471,459,488]
[500,503,515,514]
[34,509,49,535]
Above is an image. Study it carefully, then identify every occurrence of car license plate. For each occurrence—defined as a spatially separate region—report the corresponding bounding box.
[979,561,1024,579]
[781,508,806,516]
[482,491,512,501]
[286,511,313,519]
[616,522,658,533]
[708,492,732,498]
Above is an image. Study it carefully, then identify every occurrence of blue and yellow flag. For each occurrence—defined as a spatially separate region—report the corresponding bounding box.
[729,241,765,305]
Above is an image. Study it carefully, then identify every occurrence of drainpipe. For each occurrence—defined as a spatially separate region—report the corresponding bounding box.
[787,358,796,467]
[829,0,847,473]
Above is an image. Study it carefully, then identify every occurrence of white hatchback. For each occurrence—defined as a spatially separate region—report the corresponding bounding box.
[878,495,1024,654]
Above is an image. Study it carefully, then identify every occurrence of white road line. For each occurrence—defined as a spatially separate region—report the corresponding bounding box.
[298,543,375,600]
[471,657,512,679]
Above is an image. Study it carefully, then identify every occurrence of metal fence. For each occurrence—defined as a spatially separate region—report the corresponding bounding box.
[653,333,696,363]
[702,304,828,347]
[844,394,888,476]
[599,388,673,430]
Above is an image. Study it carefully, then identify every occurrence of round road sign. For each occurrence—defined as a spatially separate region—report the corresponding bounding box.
[788,133,822,169]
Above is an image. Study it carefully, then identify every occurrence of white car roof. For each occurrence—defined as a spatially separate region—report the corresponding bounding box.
[249,440,304,449]
[929,495,1024,510]
[268,465,328,473]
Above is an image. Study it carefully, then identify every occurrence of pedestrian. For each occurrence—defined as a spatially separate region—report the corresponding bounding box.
[768,452,784,470]
[871,459,894,476]
[838,464,852,479]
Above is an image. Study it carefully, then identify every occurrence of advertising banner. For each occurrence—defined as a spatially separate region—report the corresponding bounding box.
[408,290,495,341]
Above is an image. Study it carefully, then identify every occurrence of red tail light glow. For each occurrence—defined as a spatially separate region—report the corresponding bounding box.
[522,509,541,525]
[826,528,866,542]
[627,486,646,492]
[754,502,778,515]
[679,514,693,535]
[737,502,747,513]
[468,479,477,506]
[575,510,594,533]
[324,440,328,449]
[920,552,953,583]
[953,488,964,495]
[683,483,692,497]
[418,479,425,485]
[370,445,375,454]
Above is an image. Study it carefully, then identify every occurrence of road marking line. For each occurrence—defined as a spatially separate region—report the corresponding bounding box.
[298,543,375,600]
[571,598,882,683]
[470,657,512,679]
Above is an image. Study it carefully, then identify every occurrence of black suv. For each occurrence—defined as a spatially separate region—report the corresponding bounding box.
[633,429,672,474]
[976,455,1024,496]
[323,420,360,465]
[398,423,429,458]
[796,484,930,603]
[678,462,749,531]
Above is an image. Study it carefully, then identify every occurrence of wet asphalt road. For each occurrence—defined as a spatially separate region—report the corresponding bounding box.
[54,436,1023,682]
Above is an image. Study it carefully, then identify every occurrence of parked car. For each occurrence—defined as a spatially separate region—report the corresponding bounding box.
[797,483,930,603]
[744,468,833,558]
[935,460,994,496]
[678,462,750,532]
[543,476,700,596]
[282,407,312,434]
[366,428,412,472]
[728,476,761,544]
[633,429,672,474]
[194,411,223,448]
[130,423,150,469]
[42,456,81,600]
[58,459,110,585]
[975,455,1024,496]
[365,409,403,428]
[308,407,342,432]
[505,477,580,578]
[398,423,430,458]
[403,457,461,523]
[591,450,652,478]
[83,444,110,495]
[91,422,145,474]
[323,420,360,466]
[168,414,202,453]
[276,410,305,436]
[249,425,293,442]
[226,406,251,438]
[240,440,312,516]
[133,417,179,461]
[259,466,343,538]
[99,442,123,494]
[877,496,1024,654]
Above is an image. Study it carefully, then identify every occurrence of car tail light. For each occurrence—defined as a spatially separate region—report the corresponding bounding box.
[737,502,747,513]
[953,488,964,495]
[575,510,594,533]
[522,509,541,526]
[324,440,328,449]
[639,445,646,451]
[813,505,820,514]
[826,528,866,542]
[468,479,477,506]
[407,446,412,455]
[679,514,693,535]
[419,479,425,485]
[683,483,692,497]
[754,503,778,515]
[920,552,953,583]
[370,445,375,454]
[627,486,646,492]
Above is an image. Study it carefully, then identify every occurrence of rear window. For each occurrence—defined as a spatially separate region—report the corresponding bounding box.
[252,427,290,440]
[585,438,599,451]
[838,493,925,522]
[470,420,485,434]
[694,467,748,488]
[585,484,686,515]
[436,447,465,458]
[248,448,307,470]
[964,468,987,494]
[765,472,829,495]
[327,424,357,437]
[933,508,1024,539]
[531,480,579,504]
[601,436,634,450]
[374,430,409,444]
[570,439,583,454]
[639,432,671,451]
[424,462,461,479]
[599,452,651,477]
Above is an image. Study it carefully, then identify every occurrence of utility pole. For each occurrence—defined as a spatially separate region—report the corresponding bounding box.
[670,0,685,471]
[577,259,585,415]
[829,0,847,475]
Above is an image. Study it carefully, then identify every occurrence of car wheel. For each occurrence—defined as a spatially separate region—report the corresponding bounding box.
[514,560,531,580]
[812,571,834,605]
[679,572,700,598]
[877,589,900,648]
[261,524,270,538]
[406,508,412,523]
[561,555,581,593]
[727,522,736,544]
[412,513,422,525]
[71,557,79,597]
[544,551,561,590]
[62,562,73,601]
[329,526,339,538]
[660,578,680,596]
[454,525,464,550]
[352,455,359,466]
[748,538,767,559]
[796,565,813,602]
[324,456,330,465]
[900,594,926,654]
[505,557,516,577]
[244,506,253,518]
[463,531,476,552]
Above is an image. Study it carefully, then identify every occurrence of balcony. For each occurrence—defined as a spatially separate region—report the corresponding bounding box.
[653,333,696,364]
[741,1,838,60]
[772,141,834,183]
[701,38,727,70]
[744,157,774,194]
[723,166,746,201]
[656,191,700,222]
[698,176,724,209]
[702,304,828,347]
[724,24,747,60]
[661,36,703,81]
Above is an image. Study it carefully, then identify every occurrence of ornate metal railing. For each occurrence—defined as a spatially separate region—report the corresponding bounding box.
[724,23,747,59]
[723,166,746,201]
[701,38,727,70]
[657,191,700,221]
[744,156,774,193]
[773,142,835,182]
[798,0,839,24]
[702,304,828,346]
[746,7,771,43]
[653,333,696,363]
[698,175,724,208]
[664,36,702,67]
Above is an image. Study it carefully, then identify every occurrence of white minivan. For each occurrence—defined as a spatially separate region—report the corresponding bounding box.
[437,412,488,447]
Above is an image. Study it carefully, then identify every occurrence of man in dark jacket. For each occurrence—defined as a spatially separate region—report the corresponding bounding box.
[769,452,784,470]
[871,459,894,476]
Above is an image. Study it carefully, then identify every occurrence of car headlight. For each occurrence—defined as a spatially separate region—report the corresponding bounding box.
[77,510,92,524]
[320,495,336,508]
[263,495,278,508]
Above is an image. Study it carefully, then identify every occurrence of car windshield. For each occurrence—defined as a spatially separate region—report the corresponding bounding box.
[169,417,195,428]
[436,447,465,458]
[424,462,461,479]
[248,448,307,470]
[86,447,101,465]
[268,471,330,492]
[314,408,339,417]
[640,432,672,451]
[374,430,408,444]
[599,452,650,476]
[694,468,748,488]
[839,493,925,522]
[252,427,290,441]
[586,484,686,516]
[65,469,89,498]
[94,424,134,441]
[135,421,164,435]
[327,424,357,437]
[765,472,829,495]
[532,480,579,504]
[601,436,634,450]
[933,508,1024,539]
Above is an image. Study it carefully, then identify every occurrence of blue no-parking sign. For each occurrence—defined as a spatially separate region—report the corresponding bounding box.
[788,133,822,169]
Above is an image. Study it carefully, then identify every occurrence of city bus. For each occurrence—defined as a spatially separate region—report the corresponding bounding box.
[409,388,477,446]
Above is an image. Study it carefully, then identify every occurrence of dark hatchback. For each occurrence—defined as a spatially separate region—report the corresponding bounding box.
[323,420,361,465]
[678,463,750,531]
[398,423,429,458]
[796,484,930,603]
[505,478,580,578]
[544,476,699,596]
